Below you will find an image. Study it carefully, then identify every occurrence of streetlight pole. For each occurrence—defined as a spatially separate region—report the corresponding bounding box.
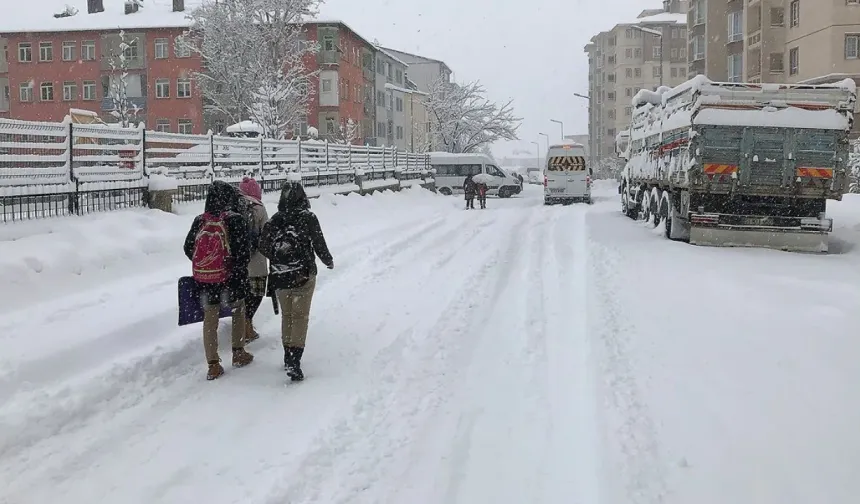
[632,24,664,88]
[550,119,564,140]
[531,141,541,168]
[573,92,594,170]
[538,132,549,152]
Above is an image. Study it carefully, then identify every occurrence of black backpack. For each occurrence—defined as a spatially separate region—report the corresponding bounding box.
[236,197,260,254]
[268,215,312,288]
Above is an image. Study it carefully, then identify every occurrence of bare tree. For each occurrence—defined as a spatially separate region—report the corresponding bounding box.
[185,0,319,134]
[106,30,142,128]
[330,118,360,145]
[425,78,521,153]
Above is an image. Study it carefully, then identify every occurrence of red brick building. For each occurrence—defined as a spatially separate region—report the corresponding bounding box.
[301,20,376,144]
[0,0,205,134]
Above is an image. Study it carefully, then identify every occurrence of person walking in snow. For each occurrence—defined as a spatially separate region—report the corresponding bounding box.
[463,174,477,210]
[237,177,269,343]
[476,180,488,209]
[258,181,334,382]
[183,181,254,380]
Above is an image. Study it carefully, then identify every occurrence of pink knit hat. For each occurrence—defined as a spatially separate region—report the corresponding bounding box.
[239,176,262,200]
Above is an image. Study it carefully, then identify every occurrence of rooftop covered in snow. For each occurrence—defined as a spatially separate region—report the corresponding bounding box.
[0,0,200,34]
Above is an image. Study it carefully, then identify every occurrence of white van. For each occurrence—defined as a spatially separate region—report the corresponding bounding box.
[429,152,522,198]
[526,167,543,185]
[544,142,592,205]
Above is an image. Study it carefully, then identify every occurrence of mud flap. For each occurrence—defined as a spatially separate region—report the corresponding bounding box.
[690,226,828,253]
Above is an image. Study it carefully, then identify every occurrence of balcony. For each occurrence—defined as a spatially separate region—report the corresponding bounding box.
[747,30,761,47]
[318,51,339,65]
[101,96,146,112]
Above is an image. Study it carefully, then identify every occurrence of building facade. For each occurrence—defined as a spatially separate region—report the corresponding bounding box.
[373,47,409,148]
[379,47,452,93]
[584,5,689,161]
[0,0,205,133]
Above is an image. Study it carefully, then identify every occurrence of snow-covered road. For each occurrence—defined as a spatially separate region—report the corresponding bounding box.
[2,183,860,503]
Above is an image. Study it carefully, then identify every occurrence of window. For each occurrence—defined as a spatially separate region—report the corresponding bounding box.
[40,82,54,101]
[155,38,169,59]
[156,78,170,98]
[396,97,403,111]
[608,36,616,46]
[769,53,785,72]
[671,67,678,78]
[396,69,403,84]
[790,0,799,27]
[62,81,77,101]
[680,47,686,59]
[322,35,335,51]
[377,122,385,137]
[377,90,385,106]
[322,79,332,92]
[608,91,616,101]
[62,41,75,61]
[625,48,632,58]
[771,7,785,26]
[607,73,616,82]
[377,59,384,74]
[18,43,32,62]
[653,66,662,77]
[728,53,743,82]
[81,40,96,61]
[19,82,33,102]
[626,68,633,78]
[156,120,171,132]
[175,37,191,58]
[626,88,633,97]
[123,39,138,59]
[177,78,191,98]
[692,35,705,60]
[39,42,53,62]
[607,128,616,137]
[634,48,642,58]
[608,110,616,119]
[635,68,642,77]
[653,46,662,59]
[728,11,743,42]
[625,28,634,39]
[178,119,193,134]
[789,47,799,75]
[846,34,860,60]
[396,126,403,140]
[625,106,632,116]
[83,80,96,100]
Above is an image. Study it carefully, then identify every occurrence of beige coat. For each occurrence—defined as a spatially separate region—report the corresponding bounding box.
[244,195,269,278]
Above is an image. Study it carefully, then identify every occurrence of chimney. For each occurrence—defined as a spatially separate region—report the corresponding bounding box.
[124,1,139,15]
[87,0,104,14]
[173,0,185,12]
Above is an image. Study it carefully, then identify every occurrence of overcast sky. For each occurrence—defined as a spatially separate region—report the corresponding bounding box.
[319,0,646,157]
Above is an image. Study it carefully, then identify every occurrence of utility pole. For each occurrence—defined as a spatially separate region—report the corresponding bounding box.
[550,119,564,140]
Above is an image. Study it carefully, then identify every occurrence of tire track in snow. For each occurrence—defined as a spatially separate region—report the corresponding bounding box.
[587,230,669,504]
[260,209,535,504]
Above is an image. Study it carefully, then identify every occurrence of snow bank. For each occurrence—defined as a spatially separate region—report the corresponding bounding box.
[147,174,179,191]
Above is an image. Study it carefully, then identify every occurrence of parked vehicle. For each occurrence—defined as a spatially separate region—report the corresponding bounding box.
[526,167,543,184]
[543,142,592,205]
[616,76,856,253]
[430,152,522,198]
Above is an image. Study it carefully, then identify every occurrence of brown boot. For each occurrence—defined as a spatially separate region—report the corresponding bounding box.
[245,322,260,343]
[232,347,254,368]
[207,361,224,381]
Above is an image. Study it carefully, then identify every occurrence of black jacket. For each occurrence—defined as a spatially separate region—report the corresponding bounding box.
[463,176,477,196]
[183,181,251,298]
[259,182,333,290]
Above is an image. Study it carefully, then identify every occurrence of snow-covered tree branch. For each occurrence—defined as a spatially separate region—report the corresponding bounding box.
[185,0,319,138]
[106,30,141,128]
[425,78,521,153]
[330,118,360,145]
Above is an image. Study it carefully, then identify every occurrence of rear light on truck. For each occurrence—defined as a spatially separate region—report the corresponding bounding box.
[586,176,592,186]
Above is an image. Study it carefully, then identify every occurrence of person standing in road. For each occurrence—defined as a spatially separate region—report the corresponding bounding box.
[476,180,488,209]
[238,176,269,343]
[183,181,254,380]
[463,174,477,210]
[259,181,334,382]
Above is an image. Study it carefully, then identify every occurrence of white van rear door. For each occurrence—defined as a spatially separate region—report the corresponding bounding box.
[546,153,588,197]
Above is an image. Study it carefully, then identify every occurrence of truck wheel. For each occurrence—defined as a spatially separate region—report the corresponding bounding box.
[651,188,662,227]
[660,193,672,239]
[640,190,651,222]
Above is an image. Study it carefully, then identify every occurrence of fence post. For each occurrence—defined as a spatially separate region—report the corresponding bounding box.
[298,137,303,174]
[67,122,78,216]
[208,131,215,182]
[325,140,330,186]
[140,128,147,177]
[259,136,264,176]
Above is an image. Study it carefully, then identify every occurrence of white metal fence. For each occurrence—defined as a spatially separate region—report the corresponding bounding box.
[0,117,431,222]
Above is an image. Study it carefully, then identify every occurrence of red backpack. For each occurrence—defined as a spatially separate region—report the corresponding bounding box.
[192,212,232,284]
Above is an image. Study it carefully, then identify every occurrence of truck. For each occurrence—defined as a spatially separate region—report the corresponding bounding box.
[615,75,857,253]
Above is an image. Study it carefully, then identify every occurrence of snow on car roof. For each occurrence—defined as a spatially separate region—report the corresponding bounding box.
[0,0,202,34]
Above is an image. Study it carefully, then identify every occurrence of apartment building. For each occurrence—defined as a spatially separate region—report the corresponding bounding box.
[584,4,689,161]
[379,47,452,93]
[0,0,205,133]
[373,47,409,148]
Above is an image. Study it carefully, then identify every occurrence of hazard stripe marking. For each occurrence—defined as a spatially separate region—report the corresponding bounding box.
[796,167,833,179]
[703,163,738,174]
